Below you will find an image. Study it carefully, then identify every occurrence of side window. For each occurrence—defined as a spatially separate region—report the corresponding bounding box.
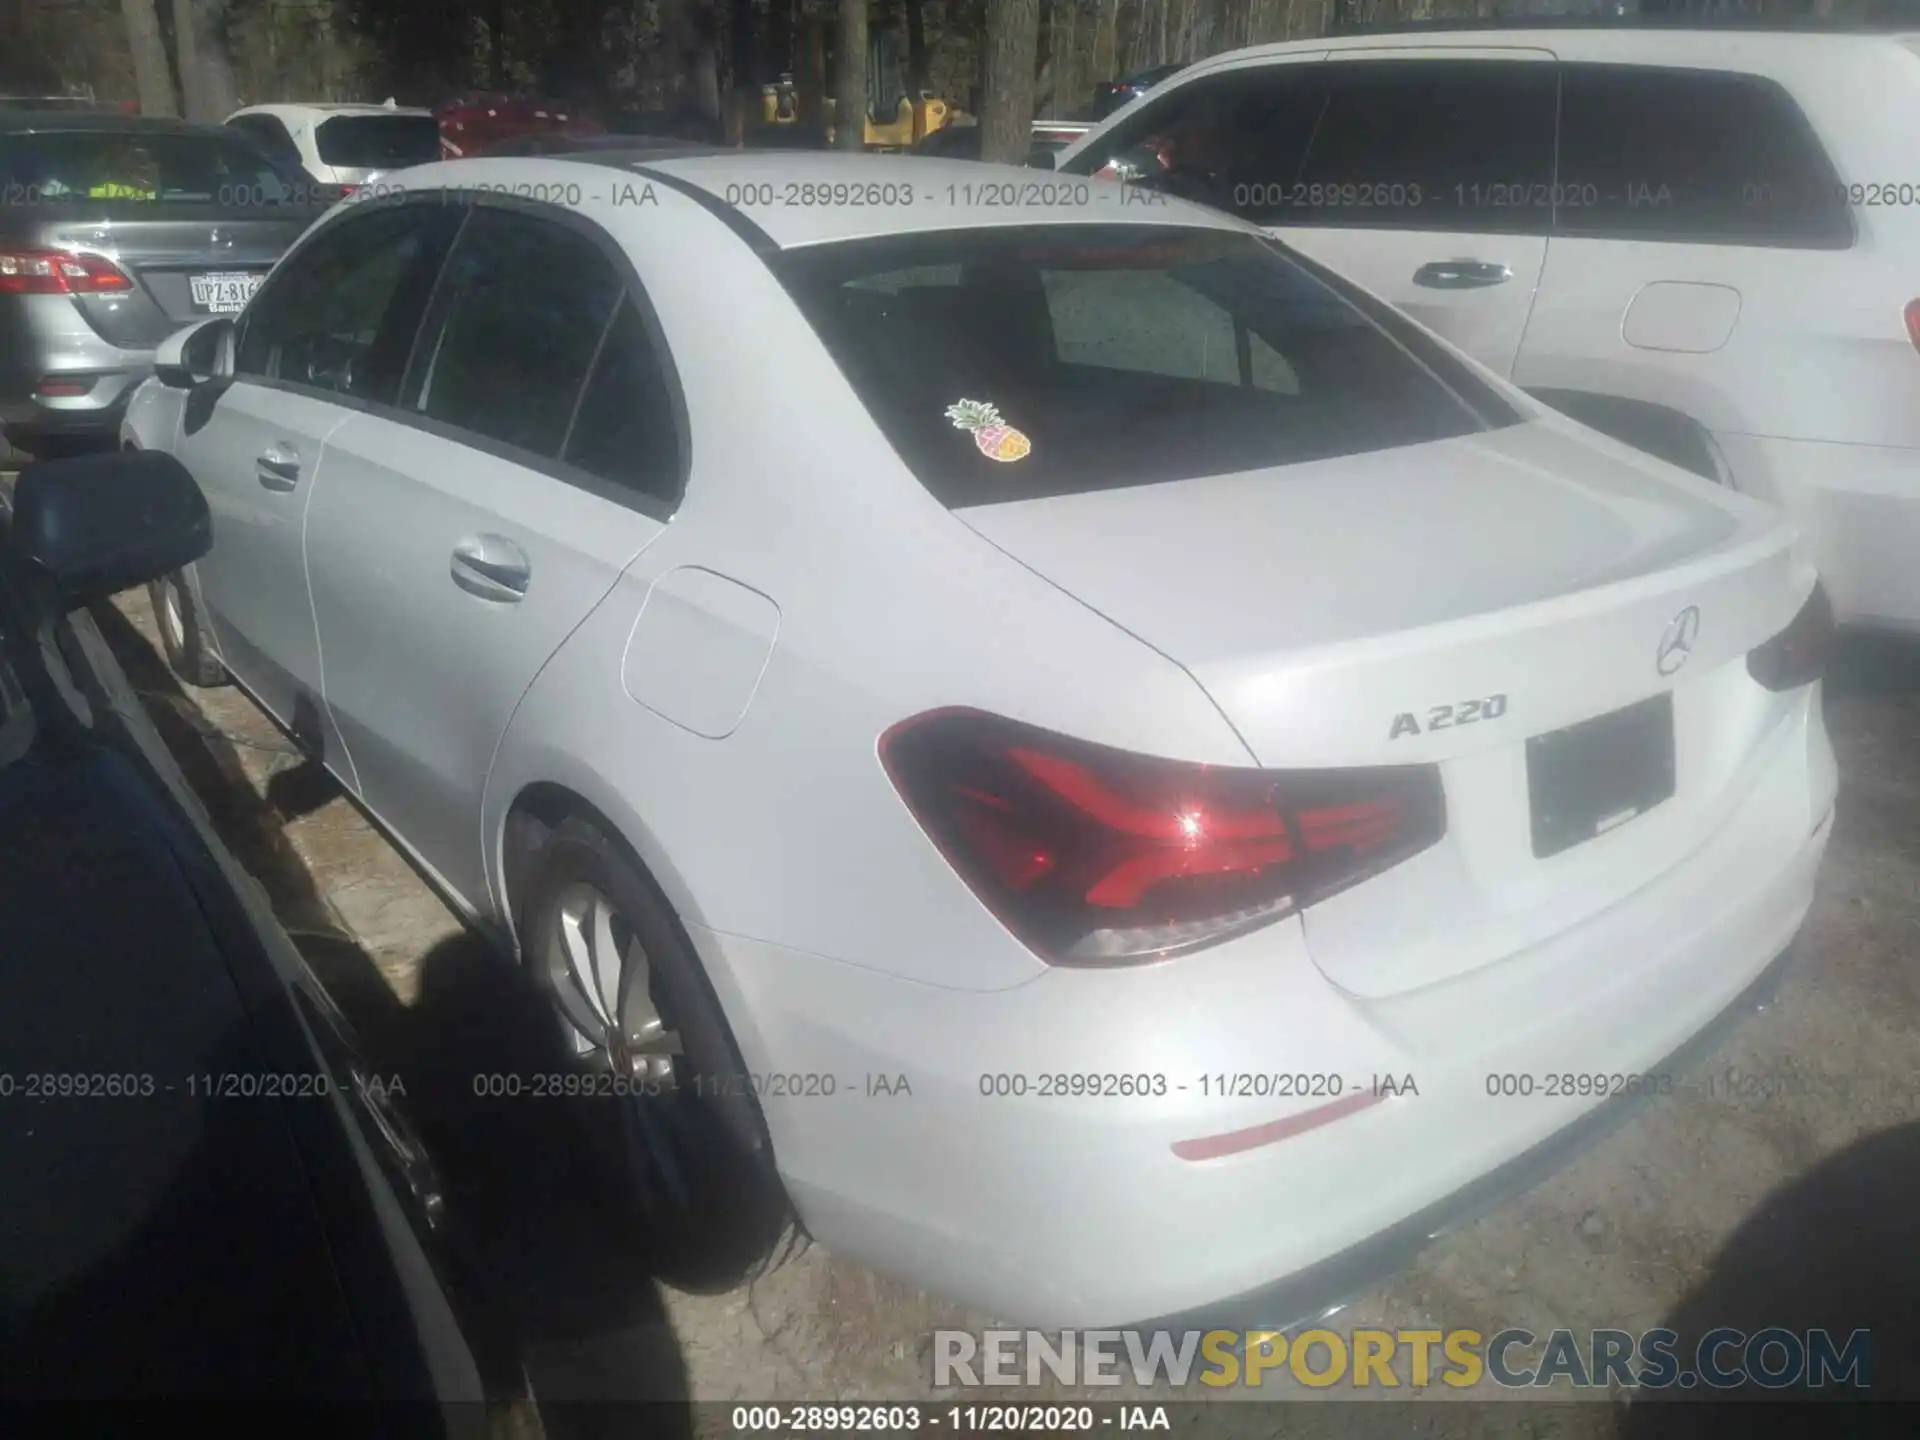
[1064,69,1327,224]
[235,203,455,403]
[405,208,624,458]
[229,115,299,169]
[1555,66,1851,248]
[1288,60,1557,234]
[562,298,682,503]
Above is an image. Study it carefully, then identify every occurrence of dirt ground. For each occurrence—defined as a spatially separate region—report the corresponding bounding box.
[87,577,1920,1430]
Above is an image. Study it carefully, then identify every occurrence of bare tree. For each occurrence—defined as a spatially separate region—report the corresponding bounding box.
[730,0,757,141]
[903,0,928,95]
[835,0,868,148]
[120,0,179,115]
[171,0,240,120]
[691,0,723,120]
[980,0,1040,162]
[1092,0,1119,83]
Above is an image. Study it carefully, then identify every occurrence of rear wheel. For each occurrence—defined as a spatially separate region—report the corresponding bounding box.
[515,816,801,1287]
[147,568,226,687]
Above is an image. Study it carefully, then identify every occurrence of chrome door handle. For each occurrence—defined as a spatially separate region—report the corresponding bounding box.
[256,443,300,491]
[450,534,530,603]
[1413,259,1513,290]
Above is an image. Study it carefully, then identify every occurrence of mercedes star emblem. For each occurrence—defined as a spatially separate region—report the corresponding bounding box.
[1657,606,1701,676]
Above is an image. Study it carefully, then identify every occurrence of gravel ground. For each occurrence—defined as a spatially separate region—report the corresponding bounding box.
[82,576,1920,1434]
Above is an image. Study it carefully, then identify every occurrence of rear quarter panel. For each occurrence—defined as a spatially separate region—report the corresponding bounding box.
[481,188,1253,994]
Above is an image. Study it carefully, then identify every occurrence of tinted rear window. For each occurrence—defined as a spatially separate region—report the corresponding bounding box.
[0,129,295,202]
[774,225,1513,507]
[314,115,442,169]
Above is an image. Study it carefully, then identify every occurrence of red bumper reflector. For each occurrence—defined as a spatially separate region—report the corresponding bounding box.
[34,377,93,397]
[1171,1090,1384,1162]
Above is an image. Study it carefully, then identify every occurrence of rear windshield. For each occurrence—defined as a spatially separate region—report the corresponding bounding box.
[0,129,296,203]
[315,115,442,169]
[774,225,1516,507]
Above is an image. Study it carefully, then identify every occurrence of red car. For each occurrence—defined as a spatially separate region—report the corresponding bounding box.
[434,93,602,160]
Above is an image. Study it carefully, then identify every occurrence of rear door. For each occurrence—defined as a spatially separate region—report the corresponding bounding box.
[175,199,461,733]
[305,201,683,909]
[1,127,320,350]
[1271,52,1557,376]
[1511,64,1914,616]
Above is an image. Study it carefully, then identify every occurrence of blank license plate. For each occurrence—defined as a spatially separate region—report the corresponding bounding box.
[1526,693,1676,859]
[189,271,262,313]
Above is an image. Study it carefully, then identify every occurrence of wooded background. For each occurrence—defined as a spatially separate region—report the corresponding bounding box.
[0,0,1891,160]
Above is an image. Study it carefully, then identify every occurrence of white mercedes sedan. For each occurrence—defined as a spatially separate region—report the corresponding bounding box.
[124,150,1837,1329]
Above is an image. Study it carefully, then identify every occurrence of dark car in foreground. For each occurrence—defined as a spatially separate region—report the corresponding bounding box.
[0,113,327,458]
[0,451,525,1424]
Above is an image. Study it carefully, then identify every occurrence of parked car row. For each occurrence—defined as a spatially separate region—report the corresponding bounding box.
[117,119,1836,1331]
[3,18,1904,1347]
[1,110,329,457]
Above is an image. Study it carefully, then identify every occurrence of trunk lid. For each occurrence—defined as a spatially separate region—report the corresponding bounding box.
[958,419,1812,997]
[33,206,315,347]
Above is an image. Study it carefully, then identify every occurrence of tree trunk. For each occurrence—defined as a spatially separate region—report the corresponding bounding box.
[835,0,867,148]
[170,0,240,121]
[797,7,827,128]
[1092,0,1118,83]
[1058,0,1078,119]
[691,0,723,120]
[729,0,756,142]
[119,0,179,116]
[904,0,927,93]
[980,0,1040,162]
[486,0,506,90]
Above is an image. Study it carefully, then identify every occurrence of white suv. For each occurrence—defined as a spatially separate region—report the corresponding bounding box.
[225,101,442,187]
[1055,27,1920,634]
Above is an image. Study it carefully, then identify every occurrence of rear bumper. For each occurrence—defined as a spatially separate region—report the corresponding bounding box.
[0,295,152,443]
[691,691,1836,1326]
[1140,930,1804,1334]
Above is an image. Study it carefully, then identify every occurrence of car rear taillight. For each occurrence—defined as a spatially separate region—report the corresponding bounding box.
[0,248,133,296]
[1747,582,1835,692]
[880,708,1446,965]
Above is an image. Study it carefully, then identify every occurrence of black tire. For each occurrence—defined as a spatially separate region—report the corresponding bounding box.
[515,816,802,1289]
[147,568,227,687]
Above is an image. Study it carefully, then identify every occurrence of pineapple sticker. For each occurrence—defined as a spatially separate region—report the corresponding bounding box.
[945,399,1032,463]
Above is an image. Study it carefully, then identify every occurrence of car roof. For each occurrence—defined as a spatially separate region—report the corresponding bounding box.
[384,151,1247,250]
[0,111,232,137]
[580,150,1246,248]
[228,102,436,122]
[1186,24,1920,70]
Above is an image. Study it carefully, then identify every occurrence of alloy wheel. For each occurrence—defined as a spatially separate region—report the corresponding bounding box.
[541,880,682,1082]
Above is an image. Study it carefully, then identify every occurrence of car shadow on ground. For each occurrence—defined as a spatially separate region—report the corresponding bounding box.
[1824,628,1920,701]
[1614,1122,1919,1436]
[92,602,704,1429]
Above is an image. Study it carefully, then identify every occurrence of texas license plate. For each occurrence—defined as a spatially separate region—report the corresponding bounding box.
[1526,693,1676,859]
[189,271,262,313]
